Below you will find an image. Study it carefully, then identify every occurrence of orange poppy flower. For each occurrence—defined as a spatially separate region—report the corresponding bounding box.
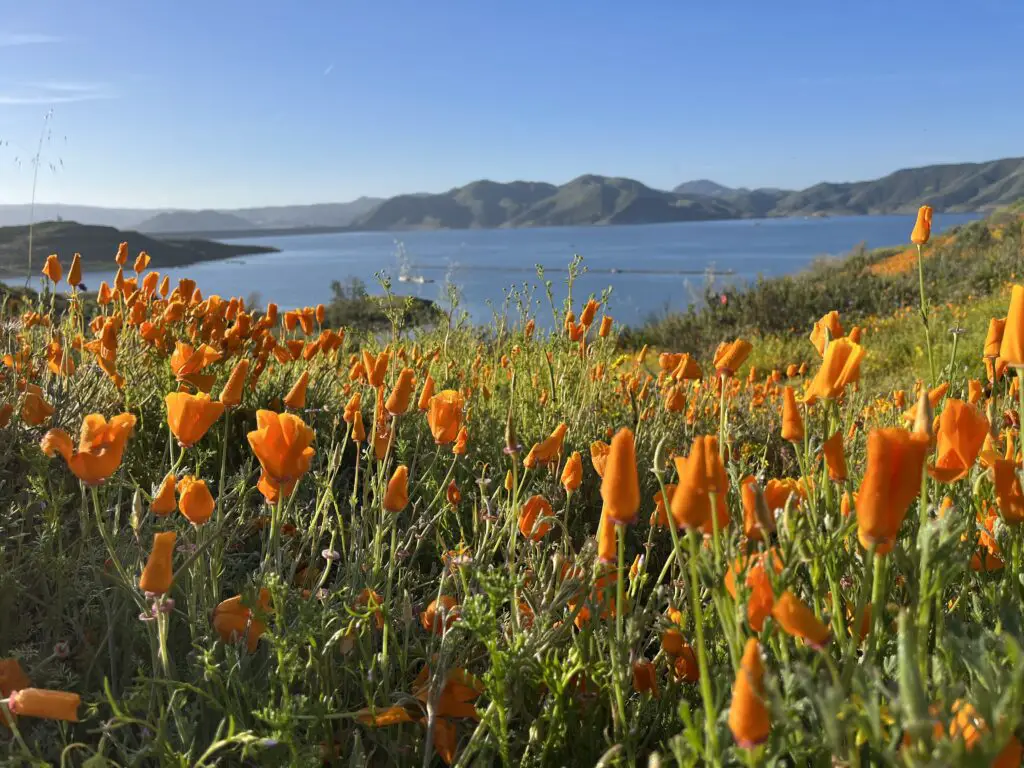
[166,391,225,448]
[967,379,984,405]
[453,426,469,456]
[725,550,783,631]
[910,205,932,245]
[139,531,177,595]
[213,589,271,652]
[985,318,1007,359]
[672,354,702,381]
[67,252,82,287]
[248,410,315,494]
[283,370,309,410]
[804,337,865,400]
[343,392,362,424]
[595,510,617,563]
[421,595,460,634]
[518,495,554,541]
[673,644,700,683]
[822,432,847,482]
[927,399,988,483]
[417,374,435,411]
[671,436,729,533]
[810,311,845,356]
[219,358,249,408]
[0,403,12,428]
[740,478,776,541]
[524,422,568,468]
[169,342,222,392]
[133,250,150,273]
[383,465,409,513]
[446,479,461,506]
[632,659,659,697]
[600,428,640,525]
[177,476,214,525]
[7,689,80,722]
[781,386,804,442]
[351,411,367,442]
[561,451,583,492]
[41,254,62,283]
[363,350,389,388]
[427,390,464,445]
[901,382,949,423]
[771,591,830,649]
[855,428,930,553]
[599,316,613,337]
[590,440,610,477]
[40,413,137,485]
[1000,285,1024,367]
[385,368,416,414]
[151,472,177,515]
[21,385,54,426]
[713,339,753,376]
[992,459,1024,524]
[728,638,770,749]
[354,588,385,629]
[665,385,686,412]
[649,483,678,527]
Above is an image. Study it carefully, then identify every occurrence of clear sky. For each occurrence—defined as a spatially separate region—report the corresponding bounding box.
[1,1,1022,209]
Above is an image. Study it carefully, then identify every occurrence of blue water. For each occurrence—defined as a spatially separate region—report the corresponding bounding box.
[48,214,984,327]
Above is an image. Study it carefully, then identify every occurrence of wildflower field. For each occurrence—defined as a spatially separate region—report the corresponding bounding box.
[4,207,1024,767]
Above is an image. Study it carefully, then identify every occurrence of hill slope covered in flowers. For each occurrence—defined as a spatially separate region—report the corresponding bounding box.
[2,211,1024,766]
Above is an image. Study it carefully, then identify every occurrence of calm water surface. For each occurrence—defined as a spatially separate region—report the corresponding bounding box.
[73,214,978,327]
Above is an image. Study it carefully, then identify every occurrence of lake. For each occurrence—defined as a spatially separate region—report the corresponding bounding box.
[76,214,981,327]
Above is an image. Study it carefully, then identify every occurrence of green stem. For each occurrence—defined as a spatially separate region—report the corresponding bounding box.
[687,529,719,764]
[916,244,936,384]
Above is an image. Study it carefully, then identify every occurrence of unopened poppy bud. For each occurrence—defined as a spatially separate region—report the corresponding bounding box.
[913,391,933,439]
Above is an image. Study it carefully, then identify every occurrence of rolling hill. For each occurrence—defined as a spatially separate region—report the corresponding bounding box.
[0,221,277,277]
[137,209,257,233]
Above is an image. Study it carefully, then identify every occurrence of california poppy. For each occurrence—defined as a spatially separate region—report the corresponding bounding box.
[421,595,460,634]
[671,436,729,533]
[6,689,80,722]
[810,311,845,356]
[781,386,804,442]
[67,253,82,287]
[999,285,1024,367]
[928,399,989,483]
[40,413,137,485]
[632,659,659,697]
[590,440,610,477]
[600,428,640,525]
[21,385,54,426]
[985,318,1007,359]
[804,337,865,401]
[992,459,1024,524]
[385,368,416,415]
[728,638,770,749]
[561,451,583,493]
[169,342,222,392]
[665,385,686,413]
[740,478,776,541]
[351,411,367,442]
[219,359,249,408]
[139,531,177,595]
[518,495,554,541]
[166,391,224,448]
[247,410,316,494]
[725,550,783,631]
[383,465,409,513]
[672,354,702,381]
[42,254,62,284]
[365,351,389,388]
[151,472,177,515]
[901,382,949,424]
[525,423,568,468]
[599,316,613,337]
[771,591,830,649]
[713,339,753,376]
[650,483,678,527]
[855,428,930,553]
[453,426,469,456]
[910,205,933,245]
[417,374,435,411]
[427,390,464,445]
[177,476,214,525]
[822,432,848,482]
[213,589,271,652]
[283,370,309,410]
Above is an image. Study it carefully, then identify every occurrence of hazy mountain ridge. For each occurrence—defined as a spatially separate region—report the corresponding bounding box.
[2,157,1022,234]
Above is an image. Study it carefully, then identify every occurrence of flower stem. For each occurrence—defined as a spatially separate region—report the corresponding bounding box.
[687,529,719,764]
[916,244,936,384]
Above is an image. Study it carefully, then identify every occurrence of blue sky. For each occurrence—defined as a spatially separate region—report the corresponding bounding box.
[1,1,1022,208]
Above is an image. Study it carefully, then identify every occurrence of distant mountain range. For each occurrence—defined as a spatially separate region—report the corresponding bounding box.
[2,157,1023,235]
